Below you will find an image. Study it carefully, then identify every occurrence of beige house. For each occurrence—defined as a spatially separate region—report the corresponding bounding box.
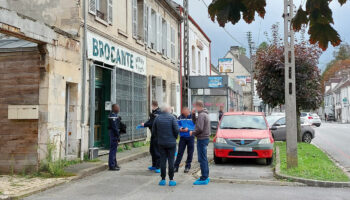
[0,0,181,173]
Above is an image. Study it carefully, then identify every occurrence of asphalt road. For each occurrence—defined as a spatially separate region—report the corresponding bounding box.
[312,122,350,172]
[25,155,350,200]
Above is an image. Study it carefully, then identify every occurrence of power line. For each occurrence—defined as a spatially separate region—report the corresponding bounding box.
[198,0,247,48]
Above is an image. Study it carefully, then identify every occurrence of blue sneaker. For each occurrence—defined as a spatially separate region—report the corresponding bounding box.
[155,169,161,173]
[193,178,209,185]
[159,179,166,186]
[148,166,156,171]
[169,180,177,186]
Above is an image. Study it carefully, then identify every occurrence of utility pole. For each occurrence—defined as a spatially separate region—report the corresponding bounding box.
[182,0,190,107]
[284,0,298,168]
[247,31,255,111]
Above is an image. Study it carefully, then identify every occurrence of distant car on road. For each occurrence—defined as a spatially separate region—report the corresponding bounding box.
[266,115,315,143]
[301,112,322,127]
[212,112,274,165]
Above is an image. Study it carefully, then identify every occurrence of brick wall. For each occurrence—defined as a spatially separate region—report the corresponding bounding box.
[0,50,40,173]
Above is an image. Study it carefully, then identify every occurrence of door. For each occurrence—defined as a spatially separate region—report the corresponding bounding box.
[94,67,111,148]
[273,117,286,141]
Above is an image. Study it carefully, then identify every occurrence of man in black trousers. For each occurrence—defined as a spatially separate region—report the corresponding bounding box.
[152,104,179,186]
[108,104,121,171]
[141,100,161,173]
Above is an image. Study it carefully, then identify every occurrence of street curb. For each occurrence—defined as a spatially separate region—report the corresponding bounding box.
[4,150,149,200]
[274,146,350,188]
[191,160,304,187]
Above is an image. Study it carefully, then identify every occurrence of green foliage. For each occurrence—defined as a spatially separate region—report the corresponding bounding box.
[255,24,323,111]
[37,143,77,178]
[208,0,348,50]
[276,142,349,182]
[208,0,266,26]
[132,141,145,148]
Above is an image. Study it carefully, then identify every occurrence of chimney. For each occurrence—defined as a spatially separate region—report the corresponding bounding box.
[230,46,241,59]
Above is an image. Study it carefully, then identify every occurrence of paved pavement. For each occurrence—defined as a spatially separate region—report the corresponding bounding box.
[312,122,350,172]
[25,154,350,200]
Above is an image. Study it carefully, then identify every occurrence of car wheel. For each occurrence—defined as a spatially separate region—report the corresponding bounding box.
[266,157,273,165]
[316,124,321,127]
[302,132,312,143]
[214,151,223,164]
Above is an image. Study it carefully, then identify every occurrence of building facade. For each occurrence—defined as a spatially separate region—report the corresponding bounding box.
[0,0,182,173]
[221,46,253,111]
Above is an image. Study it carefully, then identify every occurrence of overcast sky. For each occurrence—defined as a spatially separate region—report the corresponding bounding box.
[174,0,350,71]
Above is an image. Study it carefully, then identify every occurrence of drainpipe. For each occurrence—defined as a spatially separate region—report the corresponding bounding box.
[80,0,88,161]
[209,42,211,76]
[179,7,183,110]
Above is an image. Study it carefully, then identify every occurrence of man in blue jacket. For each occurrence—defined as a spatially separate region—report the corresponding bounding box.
[141,100,161,173]
[152,104,179,186]
[108,104,121,171]
[174,107,194,173]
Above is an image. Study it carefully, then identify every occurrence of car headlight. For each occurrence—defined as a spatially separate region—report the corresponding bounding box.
[258,138,271,144]
[216,137,227,144]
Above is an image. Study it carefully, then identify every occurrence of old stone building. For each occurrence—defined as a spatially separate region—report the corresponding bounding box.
[0,0,182,172]
[0,5,81,173]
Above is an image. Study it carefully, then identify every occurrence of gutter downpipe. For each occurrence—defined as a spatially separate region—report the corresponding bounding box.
[80,0,88,161]
[179,7,183,110]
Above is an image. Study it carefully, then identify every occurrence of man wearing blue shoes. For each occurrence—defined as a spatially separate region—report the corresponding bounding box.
[190,100,210,185]
[142,100,161,173]
[152,104,179,186]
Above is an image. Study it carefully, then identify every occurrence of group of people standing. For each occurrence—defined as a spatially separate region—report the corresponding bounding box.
[107,100,211,187]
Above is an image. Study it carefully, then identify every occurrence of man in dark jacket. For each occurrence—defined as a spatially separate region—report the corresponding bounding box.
[152,104,179,186]
[108,104,121,171]
[141,100,161,173]
[218,105,224,121]
[190,100,210,185]
[174,107,194,173]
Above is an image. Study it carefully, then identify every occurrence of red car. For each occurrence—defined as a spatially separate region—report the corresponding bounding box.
[213,112,275,165]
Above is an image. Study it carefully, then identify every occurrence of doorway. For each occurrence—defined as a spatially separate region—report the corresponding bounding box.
[94,67,111,148]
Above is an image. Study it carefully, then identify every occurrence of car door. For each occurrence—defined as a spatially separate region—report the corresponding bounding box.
[273,117,286,141]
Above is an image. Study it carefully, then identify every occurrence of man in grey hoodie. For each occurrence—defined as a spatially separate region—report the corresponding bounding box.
[190,100,210,185]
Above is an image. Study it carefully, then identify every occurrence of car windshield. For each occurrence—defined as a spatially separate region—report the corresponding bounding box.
[266,116,283,127]
[301,112,307,117]
[220,115,267,130]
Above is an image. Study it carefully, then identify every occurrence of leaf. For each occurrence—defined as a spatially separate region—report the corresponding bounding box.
[292,7,309,31]
[308,23,341,50]
[338,0,348,5]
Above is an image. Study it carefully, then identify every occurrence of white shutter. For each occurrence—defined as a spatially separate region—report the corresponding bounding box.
[171,26,175,60]
[107,0,113,24]
[148,7,152,48]
[157,15,161,53]
[155,77,163,105]
[144,5,148,44]
[132,0,138,38]
[167,22,171,58]
[154,14,158,51]
[89,0,96,15]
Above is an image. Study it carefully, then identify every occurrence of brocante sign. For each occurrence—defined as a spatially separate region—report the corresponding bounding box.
[87,31,146,75]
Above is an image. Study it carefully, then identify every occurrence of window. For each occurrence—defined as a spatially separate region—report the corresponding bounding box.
[275,118,286,126]
[170,26,175,61]
[198,51,201,74]
[89,0,112,24]
[117,0,127,33]
[132,0,145,40]
[150,9,157,50]
[162,19,167,55]
[191,46,196,72]
[220,115,267,130]
[205,57,208,75]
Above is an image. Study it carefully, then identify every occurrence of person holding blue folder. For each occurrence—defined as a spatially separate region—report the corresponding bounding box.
[174,107,195,173]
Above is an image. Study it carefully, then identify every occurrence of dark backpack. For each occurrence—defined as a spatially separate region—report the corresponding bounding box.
[119,121,127,134]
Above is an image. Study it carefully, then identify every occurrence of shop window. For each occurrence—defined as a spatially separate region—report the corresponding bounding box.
[150,9,157,50]
[89,0,112,24]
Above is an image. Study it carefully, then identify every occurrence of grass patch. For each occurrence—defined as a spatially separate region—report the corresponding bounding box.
[37,159,80,178]
[276,142,350,182]
[0,191,3,195]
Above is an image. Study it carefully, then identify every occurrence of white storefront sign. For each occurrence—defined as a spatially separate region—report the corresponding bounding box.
[218,58,234,73]
[87,31,146,75]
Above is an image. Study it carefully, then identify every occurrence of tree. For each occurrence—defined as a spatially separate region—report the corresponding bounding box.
[208,0,346,51]
[255,25,323,141]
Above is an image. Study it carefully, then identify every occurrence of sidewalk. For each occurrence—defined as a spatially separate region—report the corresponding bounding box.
[0,145,149,200]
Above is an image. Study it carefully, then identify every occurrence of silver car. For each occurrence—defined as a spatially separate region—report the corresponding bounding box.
[266,116,315,143]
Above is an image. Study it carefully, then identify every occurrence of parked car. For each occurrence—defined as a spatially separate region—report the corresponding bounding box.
[212,112,274,165]
[266,115,315,143]
[301,112,322,127]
